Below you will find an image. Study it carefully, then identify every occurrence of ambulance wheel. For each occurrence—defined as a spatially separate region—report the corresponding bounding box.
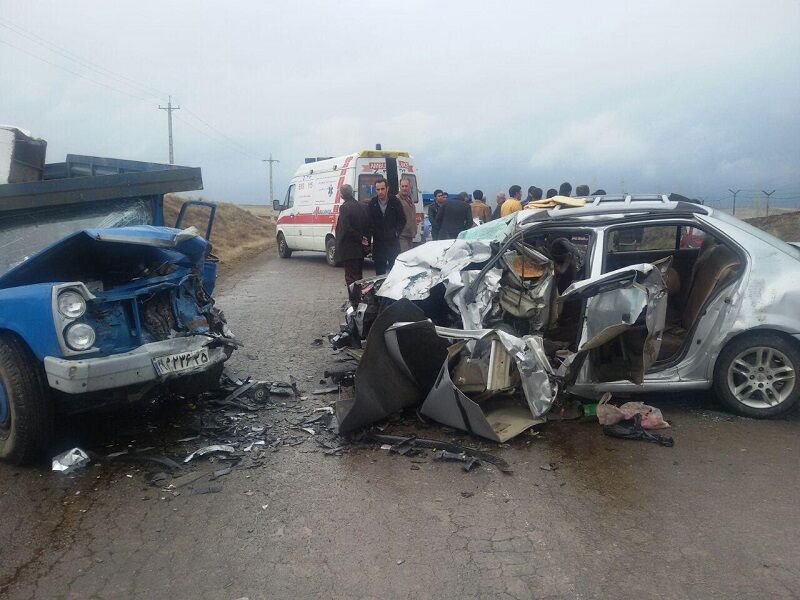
[325,237,339,267]
[0,332,52,465]
[277,233,292,258]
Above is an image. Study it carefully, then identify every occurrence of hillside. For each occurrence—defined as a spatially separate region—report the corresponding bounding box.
[744,211,800,242]
[163,194,276,270]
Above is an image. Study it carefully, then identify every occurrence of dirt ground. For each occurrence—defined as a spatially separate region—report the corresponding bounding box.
[0,248,798,599]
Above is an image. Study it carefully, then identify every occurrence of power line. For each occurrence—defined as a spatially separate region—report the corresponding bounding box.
[173,114,261,162]
[181,106,261,160]
[0,36,150,101]
[0,16,165,99]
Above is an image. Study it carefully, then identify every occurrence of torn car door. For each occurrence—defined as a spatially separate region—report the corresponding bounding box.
[560,264,667,385]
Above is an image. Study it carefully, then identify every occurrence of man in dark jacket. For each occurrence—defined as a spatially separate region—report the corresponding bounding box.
[435,192,473,239]
[367,177,406,275]
[428,189,446,240]
[334,184,370,307]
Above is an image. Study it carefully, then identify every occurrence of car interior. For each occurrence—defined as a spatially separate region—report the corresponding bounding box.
[602,222,743,362]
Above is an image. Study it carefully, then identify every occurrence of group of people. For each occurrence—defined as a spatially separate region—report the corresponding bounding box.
[333,177,415,306]
[333,177,607,307]
[427,181,608,238]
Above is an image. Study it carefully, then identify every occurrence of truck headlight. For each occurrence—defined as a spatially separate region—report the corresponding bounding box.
[57,290,87,319]
[64,323,95,351]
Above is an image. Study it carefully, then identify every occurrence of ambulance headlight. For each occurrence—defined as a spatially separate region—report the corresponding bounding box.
[57,290,87,319]
[64,323,96,351]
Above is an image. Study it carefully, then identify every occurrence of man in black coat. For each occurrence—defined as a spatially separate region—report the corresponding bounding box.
[434,192,473,239]
[428,189,445,240]
[334,184,369,307]
[366,177,406,275]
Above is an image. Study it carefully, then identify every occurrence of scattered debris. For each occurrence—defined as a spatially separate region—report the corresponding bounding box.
[183,444,236,463]
[52,448,90,474]
[311,386,339,395]
[539,462,558,471]
[460,491,474,498]
[210,467,233,480]
[367,433,512,474]
[433,450,480,472]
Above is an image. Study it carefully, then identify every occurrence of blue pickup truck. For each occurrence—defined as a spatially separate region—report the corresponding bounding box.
[0,155,235,464]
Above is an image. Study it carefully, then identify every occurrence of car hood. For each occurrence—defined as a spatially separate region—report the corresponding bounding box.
[0,225,209,290]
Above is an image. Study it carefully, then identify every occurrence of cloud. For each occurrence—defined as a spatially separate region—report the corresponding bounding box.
[531,112,649,169]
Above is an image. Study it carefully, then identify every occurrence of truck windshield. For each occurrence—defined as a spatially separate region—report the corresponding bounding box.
[0,197,154,275]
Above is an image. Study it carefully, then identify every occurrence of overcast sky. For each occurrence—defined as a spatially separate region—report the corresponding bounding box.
[2,0,799,207]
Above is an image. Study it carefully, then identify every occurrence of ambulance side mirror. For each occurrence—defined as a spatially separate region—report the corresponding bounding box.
[273,199,283,211]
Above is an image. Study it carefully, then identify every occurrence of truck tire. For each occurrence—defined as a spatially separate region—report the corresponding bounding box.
[0,333,52,464]
[325,237,339,267]
[713,332,800,418]
[277,233,292,258]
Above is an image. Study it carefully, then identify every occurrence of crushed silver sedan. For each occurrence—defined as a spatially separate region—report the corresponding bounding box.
[338,195,800,441]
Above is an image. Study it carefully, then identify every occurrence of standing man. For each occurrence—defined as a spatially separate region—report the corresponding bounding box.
[470,189,492,223]
[367,177,406,275]
[575,184,590,197]
[397,177,417,253]
[559,182,573,197]
[334,184,370,307]
[492,192,507,219]
[500,185,523,217]
[429,189,446,240]
[434,190,473,239]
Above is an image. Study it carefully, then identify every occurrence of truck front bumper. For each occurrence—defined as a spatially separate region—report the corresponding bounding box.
[44,336,232,394]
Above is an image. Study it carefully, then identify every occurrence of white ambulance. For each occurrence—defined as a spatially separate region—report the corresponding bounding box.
[272,149,424,265]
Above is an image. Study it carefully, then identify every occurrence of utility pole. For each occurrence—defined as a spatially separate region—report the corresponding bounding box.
[762,189,776,217]
[262,154,280,203]
[728,189,741,216]
[158,96,180,164]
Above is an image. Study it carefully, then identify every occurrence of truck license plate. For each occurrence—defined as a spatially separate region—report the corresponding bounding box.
[153,348,209,376]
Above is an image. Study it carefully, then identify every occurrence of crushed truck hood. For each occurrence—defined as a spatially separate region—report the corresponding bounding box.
[0,225,208,290]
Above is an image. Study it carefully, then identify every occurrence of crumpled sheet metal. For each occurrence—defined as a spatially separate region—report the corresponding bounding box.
[377,240,493,301]
[52,447,90,473]
[447,268,502,330]
[561,264,667,383]
[420,343,544,443]
[423,327,558,442]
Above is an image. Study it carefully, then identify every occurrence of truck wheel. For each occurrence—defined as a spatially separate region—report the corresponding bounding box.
[277,233,292,258]
[325,237,339,267]
[0,333,52,464]
[713,332,800,418]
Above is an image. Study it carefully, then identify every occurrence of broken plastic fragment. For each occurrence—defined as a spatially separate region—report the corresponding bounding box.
[52,448,90,474]
[183,444,235,463]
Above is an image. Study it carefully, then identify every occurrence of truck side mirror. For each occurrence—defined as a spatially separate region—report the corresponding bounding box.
[273,199,282,211]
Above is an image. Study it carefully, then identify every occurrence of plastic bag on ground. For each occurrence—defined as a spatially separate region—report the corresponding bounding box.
[596,394,670,429]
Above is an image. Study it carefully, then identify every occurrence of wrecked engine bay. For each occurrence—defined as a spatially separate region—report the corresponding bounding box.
[335,235,668,442]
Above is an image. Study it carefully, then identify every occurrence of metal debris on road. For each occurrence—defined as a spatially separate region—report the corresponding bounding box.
[311,386,339,395]
[183,444,236,463]
[52,448,90,474]
[367,433,512,474]
[433,450,481,472]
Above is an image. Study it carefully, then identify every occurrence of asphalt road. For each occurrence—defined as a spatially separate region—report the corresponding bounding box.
[1,249,799,599]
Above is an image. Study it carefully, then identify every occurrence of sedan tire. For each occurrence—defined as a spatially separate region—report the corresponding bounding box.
[714,332,800,418]
[0,333,52,464]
